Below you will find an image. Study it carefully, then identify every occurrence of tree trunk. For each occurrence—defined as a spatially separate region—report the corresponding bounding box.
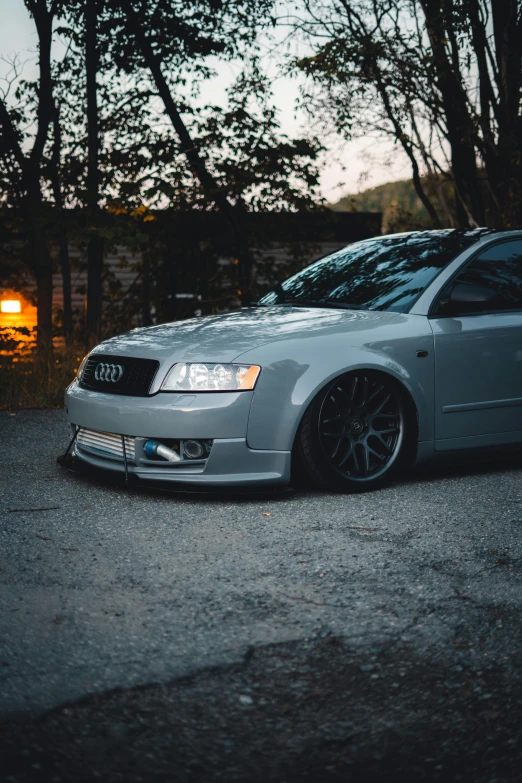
[421,0,485,227]
[34,264,53,365]
[0,1,57,362]
[50,104,74,347]
[86,234,104,346]
[85,0,103,347]
[25,1,56,362]
[235,215,253,302]
[489,0,522,228]
[141,238,153,326]
[29,198,54,366]
[59,229,73,346]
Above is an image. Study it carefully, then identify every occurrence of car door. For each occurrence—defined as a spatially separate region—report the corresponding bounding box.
[430,239,522,450]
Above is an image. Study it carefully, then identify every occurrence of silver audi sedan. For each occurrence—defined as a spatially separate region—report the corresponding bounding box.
[64,229,522,491]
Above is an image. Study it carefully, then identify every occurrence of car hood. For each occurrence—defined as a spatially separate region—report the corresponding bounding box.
[91,306,406,365]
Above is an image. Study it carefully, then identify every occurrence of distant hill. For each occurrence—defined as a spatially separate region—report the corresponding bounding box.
[331,177,454,232]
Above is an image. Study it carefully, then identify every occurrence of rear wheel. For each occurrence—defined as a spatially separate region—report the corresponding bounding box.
[295,371,412,492]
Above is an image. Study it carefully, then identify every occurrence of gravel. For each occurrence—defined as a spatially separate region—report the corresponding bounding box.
[1,409,522,780]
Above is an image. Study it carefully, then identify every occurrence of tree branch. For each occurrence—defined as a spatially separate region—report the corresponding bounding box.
[0,96,28,174]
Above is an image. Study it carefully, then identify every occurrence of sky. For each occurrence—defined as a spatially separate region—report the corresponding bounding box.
[0,0,411,201]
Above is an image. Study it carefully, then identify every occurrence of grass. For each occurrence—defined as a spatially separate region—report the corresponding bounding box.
[0,346,82,410]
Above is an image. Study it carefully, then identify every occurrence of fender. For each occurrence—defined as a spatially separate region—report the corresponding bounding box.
[233,315,435,452]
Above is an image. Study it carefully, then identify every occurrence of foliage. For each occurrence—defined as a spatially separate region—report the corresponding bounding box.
[290,0,522,230]
[192,68,324,211]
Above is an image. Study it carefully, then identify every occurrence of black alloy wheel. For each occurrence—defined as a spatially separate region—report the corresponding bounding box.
[295,370,410,492]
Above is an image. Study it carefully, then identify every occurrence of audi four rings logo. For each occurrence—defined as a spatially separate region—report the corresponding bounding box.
[94,363,124,382]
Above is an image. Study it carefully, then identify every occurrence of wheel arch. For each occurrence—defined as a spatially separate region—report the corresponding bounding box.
[289,365,420,463]
[244,337,433,453]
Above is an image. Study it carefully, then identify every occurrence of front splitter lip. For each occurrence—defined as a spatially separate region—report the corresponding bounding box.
[71,437,292,487]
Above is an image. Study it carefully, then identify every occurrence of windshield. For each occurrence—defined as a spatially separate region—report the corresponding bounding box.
[259,230,491,313]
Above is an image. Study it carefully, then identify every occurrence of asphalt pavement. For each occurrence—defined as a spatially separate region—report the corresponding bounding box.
[1,410,522,781]
[0,410,522,783]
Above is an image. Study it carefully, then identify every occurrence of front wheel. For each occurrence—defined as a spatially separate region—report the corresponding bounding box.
[295,371,412,492]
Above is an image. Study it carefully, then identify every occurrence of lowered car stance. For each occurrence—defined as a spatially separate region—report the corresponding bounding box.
[65,229,522,492]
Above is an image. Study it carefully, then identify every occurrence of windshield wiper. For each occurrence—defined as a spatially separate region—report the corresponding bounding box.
[324,300,364,310]
[272,299,364,310]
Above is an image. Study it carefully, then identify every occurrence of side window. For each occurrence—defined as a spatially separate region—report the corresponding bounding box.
[437,240,522,316]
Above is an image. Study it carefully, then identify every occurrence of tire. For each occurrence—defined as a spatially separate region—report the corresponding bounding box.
[294,370,413,492]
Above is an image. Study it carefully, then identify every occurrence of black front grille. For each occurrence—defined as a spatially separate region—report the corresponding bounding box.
[79,354,160,396]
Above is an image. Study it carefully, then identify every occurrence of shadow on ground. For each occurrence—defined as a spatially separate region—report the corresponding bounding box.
[2,633,521,783]
[60,446,522,504]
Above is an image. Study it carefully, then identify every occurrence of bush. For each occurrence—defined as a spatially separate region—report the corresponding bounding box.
[0,329,82,409]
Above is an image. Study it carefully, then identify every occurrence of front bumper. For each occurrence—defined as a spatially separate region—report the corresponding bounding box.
[65,381,291,486]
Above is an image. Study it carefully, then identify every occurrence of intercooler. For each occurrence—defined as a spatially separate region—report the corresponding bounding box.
[76,428,136,462]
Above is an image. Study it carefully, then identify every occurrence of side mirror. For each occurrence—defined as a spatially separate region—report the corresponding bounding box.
[438,282,498,315]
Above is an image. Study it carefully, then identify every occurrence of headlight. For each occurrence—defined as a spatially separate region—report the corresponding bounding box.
[161,362,261,392]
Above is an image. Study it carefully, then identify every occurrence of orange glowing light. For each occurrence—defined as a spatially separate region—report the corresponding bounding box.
[238,365,261,389]
[1,300,21,313]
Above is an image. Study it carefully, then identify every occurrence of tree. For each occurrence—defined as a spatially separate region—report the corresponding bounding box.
[0,0,60,362]
[117,0,269,301]
[98,0,321,302]
[2,0,324,351]
[52,0,106,346]
[289,0,522,229]
[85,0,104,346]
